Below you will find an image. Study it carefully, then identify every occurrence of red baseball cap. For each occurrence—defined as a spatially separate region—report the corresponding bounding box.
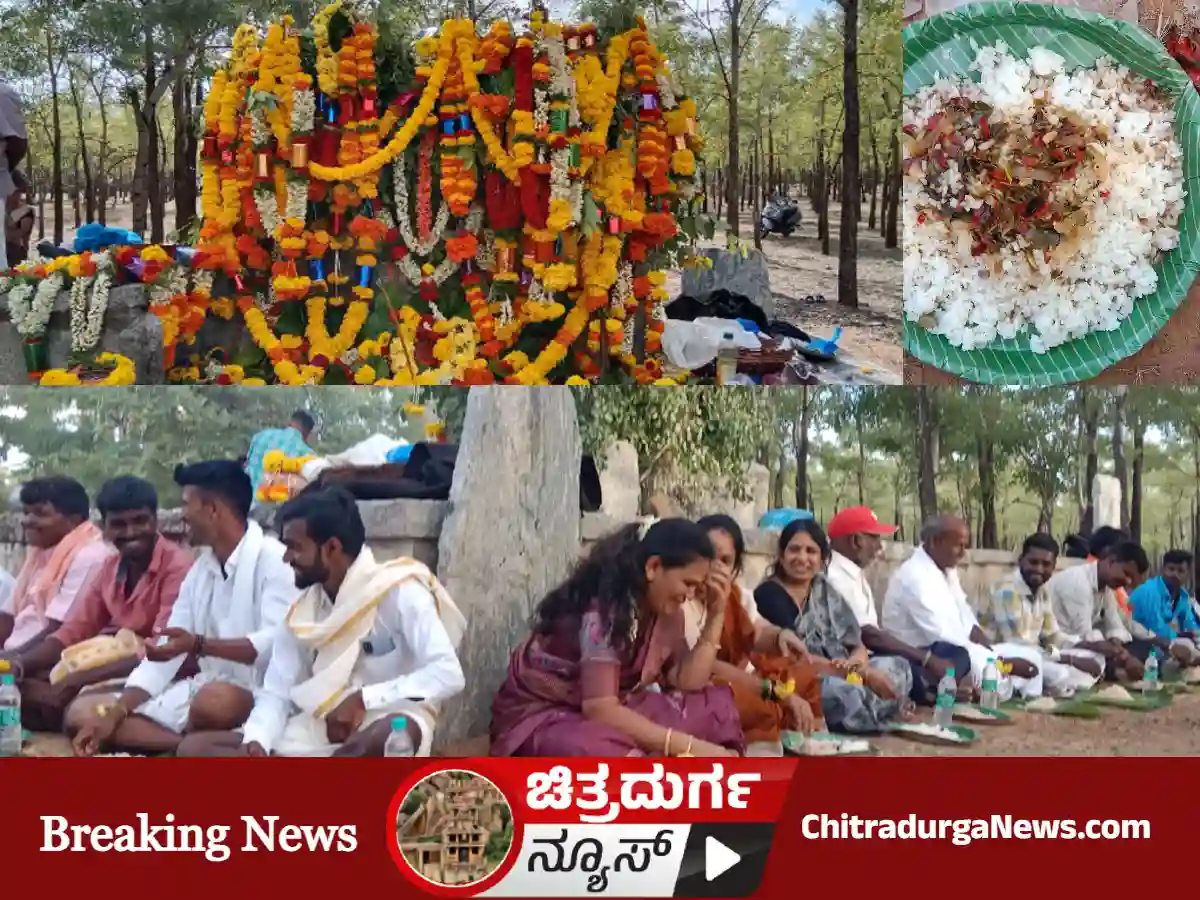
[827,506,898,540]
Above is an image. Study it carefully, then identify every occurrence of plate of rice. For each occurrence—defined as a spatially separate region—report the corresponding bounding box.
[903,3,1200,384]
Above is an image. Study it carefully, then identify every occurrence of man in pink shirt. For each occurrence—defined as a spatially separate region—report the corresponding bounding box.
[6,476,193,731]
[0,477,110,663]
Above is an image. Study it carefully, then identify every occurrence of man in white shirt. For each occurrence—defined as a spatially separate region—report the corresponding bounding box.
[177,486,466,757]
[826,506,968,703]
[71,461,295,755]
[882,515,1046,698]
[1042,541,1151,681]
[0,568,13,614]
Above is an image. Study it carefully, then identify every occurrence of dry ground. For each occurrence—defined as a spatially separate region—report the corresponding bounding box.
[666,201,903,376]
[23,690,1200,757]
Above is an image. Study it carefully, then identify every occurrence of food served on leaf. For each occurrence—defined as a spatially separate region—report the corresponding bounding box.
[786,732,873,755]
[1024,697,1059,712]
[952,704,1000,721]
[1185,668,1200,684]
[891,722,970,743]
[904,42,1185,352]
[1093,684,1135,702]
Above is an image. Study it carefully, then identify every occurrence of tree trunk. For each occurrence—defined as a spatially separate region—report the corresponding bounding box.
[837,0,860,308]
[47,32,64,246]
[1131,410,1144,542]
[173,72,198,233]
[1080,390,1099,534]
[794,387,811,509]
[916,388,939,524]
[977,435,998,548]
[69,66,95,224]
[725,14,741,239]
[867,113,879,230]
[884,126,900,249]
[1112,388,1128,531]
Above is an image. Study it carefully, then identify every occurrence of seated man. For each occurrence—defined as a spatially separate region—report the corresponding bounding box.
[7,476,193,731]
[825,506,969,704]
[882,515,1046,698]
[178,486,466,757]
[1128,549,1199,665]
[70,461,295,755]
[1,477,112,716]
[982,533,1105,696]
[1043,540,1151,680]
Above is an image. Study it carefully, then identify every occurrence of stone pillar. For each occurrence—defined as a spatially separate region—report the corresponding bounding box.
[1092,474,1121,530]
[597,439,640,520]
[433,387,581,747]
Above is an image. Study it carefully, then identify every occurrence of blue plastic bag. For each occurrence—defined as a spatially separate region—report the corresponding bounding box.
[386,443,414,464]
[758,508,814,531]
[73,224,144,253]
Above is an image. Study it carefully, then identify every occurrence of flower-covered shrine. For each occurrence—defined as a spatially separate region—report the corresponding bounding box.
[1,4,713,386]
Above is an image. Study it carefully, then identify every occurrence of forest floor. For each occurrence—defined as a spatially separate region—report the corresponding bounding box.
[22,691,1199,756]
[54,198,903,375]
[876,690,1200,756]
[667,201,902,375]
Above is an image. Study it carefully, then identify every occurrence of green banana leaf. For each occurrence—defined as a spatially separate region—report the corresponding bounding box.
[903,2,1200,385]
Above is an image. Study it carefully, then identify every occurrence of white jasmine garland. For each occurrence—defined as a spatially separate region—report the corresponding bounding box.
[396,206,484,288]
[69,251,114,353]
[283,178,307,223]
[393,151,451,257]
[6,281,37,337]
[291,86,315,138]
[149,264,189,308]
[22,273,63,339]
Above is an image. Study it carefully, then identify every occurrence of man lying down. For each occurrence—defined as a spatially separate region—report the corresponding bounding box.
[178,486,467,757]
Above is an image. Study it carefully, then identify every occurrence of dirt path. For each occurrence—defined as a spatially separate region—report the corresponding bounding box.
[666,201,902,376]
[877,691,1200,756]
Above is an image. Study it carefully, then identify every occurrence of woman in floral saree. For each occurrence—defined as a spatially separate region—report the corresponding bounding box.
[490,519,745,757]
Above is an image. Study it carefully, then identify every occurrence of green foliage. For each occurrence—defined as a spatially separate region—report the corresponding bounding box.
[0,386,419,503]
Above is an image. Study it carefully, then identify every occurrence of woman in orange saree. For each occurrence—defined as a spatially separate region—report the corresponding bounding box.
[695,515,823,743]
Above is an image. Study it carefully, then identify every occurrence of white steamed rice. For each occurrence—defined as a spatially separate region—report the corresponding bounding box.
[904,42,1186,352]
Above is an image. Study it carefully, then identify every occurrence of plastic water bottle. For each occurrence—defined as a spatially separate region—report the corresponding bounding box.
[980,658,1000,711]
[933,667,957,727]
[715,331,738,385]
[1144,651,1160,692]
[384,716,415,757]
[0,673,21,756]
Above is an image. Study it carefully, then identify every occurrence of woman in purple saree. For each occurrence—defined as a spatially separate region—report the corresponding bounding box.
[491,519,746,757]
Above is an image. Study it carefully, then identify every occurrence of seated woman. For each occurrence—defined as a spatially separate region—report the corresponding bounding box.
[490,518,745,757]
[693,515,821,744]
[753,519,912,733]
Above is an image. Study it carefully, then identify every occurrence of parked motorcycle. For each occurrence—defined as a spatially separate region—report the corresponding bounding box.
[760,195,802,237]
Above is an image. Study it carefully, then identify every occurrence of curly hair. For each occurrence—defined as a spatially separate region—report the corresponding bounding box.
[532,518,714,645]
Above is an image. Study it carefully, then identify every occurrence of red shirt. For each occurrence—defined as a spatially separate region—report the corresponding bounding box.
[52,535,194,648]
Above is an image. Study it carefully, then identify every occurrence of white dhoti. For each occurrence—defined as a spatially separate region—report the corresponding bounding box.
[964,642,1046,697]
[274,697,438,758]
[135,672,252,734]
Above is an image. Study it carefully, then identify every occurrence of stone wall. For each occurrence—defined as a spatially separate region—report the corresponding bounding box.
[0,285,167,384]
[2,501,1050,623]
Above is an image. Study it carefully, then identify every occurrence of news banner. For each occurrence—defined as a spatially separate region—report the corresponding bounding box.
[0,757,1168,897]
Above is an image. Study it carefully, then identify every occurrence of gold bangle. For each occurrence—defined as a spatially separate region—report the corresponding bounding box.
[677,736,695,758]
[663,728,673,757]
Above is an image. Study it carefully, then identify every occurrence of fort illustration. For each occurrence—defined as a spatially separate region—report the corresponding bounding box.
[397,771,513,885]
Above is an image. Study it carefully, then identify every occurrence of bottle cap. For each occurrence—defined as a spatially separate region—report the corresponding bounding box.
[0,674,12,685]
[987,657,995,664]
[391,716,408,730]
[946,667,956,677]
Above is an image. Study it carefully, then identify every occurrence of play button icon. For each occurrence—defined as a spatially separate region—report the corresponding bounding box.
[704,837,741,881]
[672,823,773,896]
